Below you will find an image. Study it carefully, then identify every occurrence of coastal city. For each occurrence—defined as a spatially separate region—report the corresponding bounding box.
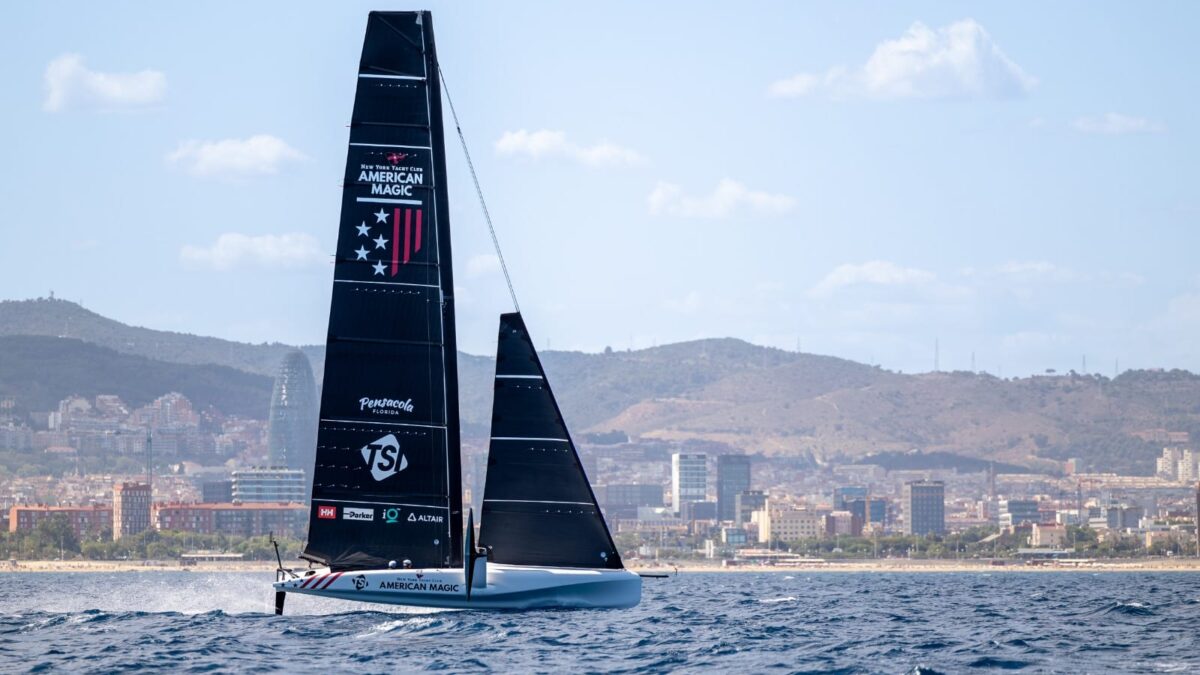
[4,349,1198,567]
[7,3,1200,671]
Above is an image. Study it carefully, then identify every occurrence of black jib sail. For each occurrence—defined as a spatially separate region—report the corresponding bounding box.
[302,11,463,571]
[478,313,623,569]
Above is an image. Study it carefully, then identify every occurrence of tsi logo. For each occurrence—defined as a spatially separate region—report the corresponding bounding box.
[360,433,409,481]
[342,507,374,522]
[316,505,337,520]
[352,574,368,591]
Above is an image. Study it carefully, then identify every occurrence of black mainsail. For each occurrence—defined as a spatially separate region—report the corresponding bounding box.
[303,11,463,571]
[478,313,623,569]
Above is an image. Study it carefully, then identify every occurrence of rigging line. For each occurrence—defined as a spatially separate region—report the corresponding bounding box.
[437,65,521,313]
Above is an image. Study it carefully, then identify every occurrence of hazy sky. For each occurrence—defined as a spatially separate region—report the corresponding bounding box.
[1,2,1197,376]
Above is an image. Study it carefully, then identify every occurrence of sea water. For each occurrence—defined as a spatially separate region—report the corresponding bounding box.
[2,571,1197,673]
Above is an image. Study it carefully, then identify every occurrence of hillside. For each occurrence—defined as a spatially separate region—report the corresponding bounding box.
[0,336,273,418]
[2,297,1198,475]
[0,298,323,379]
[596,367,1191,474]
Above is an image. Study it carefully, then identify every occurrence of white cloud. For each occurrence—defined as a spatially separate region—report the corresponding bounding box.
[167,135,306,178]
[769,19,1035,100]
[1072,113,1166,135]
[495,129,644,167]
[43,53,165,112]
[465,253,502,278]
[647,179,794,218]
[180,233,326,271]
[995,260,1079,283]
[809,261,936,298]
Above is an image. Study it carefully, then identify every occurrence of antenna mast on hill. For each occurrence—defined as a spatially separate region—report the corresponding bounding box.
[934,338,940,372]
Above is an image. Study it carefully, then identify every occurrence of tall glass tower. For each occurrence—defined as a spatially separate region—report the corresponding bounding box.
[267,351,319,476]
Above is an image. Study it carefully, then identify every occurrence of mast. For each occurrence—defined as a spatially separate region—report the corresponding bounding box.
[302,11,463,571]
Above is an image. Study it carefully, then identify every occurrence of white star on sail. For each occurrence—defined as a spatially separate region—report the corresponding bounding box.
[372,260,387,276]
[374,209,389,223]
[373,235,388,249]
[356,222,370,236]
[354,246,369,260]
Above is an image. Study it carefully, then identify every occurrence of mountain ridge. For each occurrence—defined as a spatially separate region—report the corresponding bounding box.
[1,297,1195,475]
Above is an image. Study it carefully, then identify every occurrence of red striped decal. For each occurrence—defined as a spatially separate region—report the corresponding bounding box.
[392,208,401,276]
[300,574,319,589]
[414,209,422,253]
[318,572,343,590]
[403,208,412,264]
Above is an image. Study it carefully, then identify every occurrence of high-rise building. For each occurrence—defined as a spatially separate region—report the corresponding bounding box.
[232,468,307,504]
[671,453,707,515]
[201,480,233,503]
[1179,449,1198,483]
[1105,504,1144,530]
[716,455,751,521]
[903,480,945,535]
[681,500,717,521]
[266,351,319,475]
[603,484,664,519]
[113,482,152,540]
[735,490,767,525]
[1000,499,1040,526]
[1156,448,1181,479]
[845,497,887,526]
[833,486,868,509]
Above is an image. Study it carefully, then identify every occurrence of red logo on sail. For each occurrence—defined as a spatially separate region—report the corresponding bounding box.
[361,207,424,277]
[391,207,422,274]
[317,505,337,519]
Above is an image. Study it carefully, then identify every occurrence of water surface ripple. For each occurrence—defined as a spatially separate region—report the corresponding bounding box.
[1,571,1196,673]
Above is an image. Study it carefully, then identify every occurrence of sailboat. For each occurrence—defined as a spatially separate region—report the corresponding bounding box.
[272,11,641,612]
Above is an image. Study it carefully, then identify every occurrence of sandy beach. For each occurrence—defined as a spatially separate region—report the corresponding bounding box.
[4,558,1200,574]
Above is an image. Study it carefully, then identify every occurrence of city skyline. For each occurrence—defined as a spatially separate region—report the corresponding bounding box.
[2,3,1198,376]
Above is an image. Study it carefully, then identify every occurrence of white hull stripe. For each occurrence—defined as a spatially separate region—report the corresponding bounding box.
[355,197,422,205]
[495,374,543,380]
[491,436,569,443]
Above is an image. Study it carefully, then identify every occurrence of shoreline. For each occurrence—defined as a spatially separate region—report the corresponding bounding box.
[4,558,1200,574]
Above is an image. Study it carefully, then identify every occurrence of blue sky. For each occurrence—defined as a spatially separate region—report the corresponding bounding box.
[1,2,1197,376]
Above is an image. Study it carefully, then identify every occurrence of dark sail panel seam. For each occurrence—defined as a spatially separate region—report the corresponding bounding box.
[359,74,426,81]
[332,279,439,289]
[320,418,446,430]
[349,142,432,150]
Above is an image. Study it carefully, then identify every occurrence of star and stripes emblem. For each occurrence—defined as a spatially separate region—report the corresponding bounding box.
[353,207,424,276]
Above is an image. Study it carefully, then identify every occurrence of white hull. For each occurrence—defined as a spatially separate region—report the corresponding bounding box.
[275,563,641,610]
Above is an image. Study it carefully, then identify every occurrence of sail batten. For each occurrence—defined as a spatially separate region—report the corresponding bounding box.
[478,313,623,570]
[302,10,462,572]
